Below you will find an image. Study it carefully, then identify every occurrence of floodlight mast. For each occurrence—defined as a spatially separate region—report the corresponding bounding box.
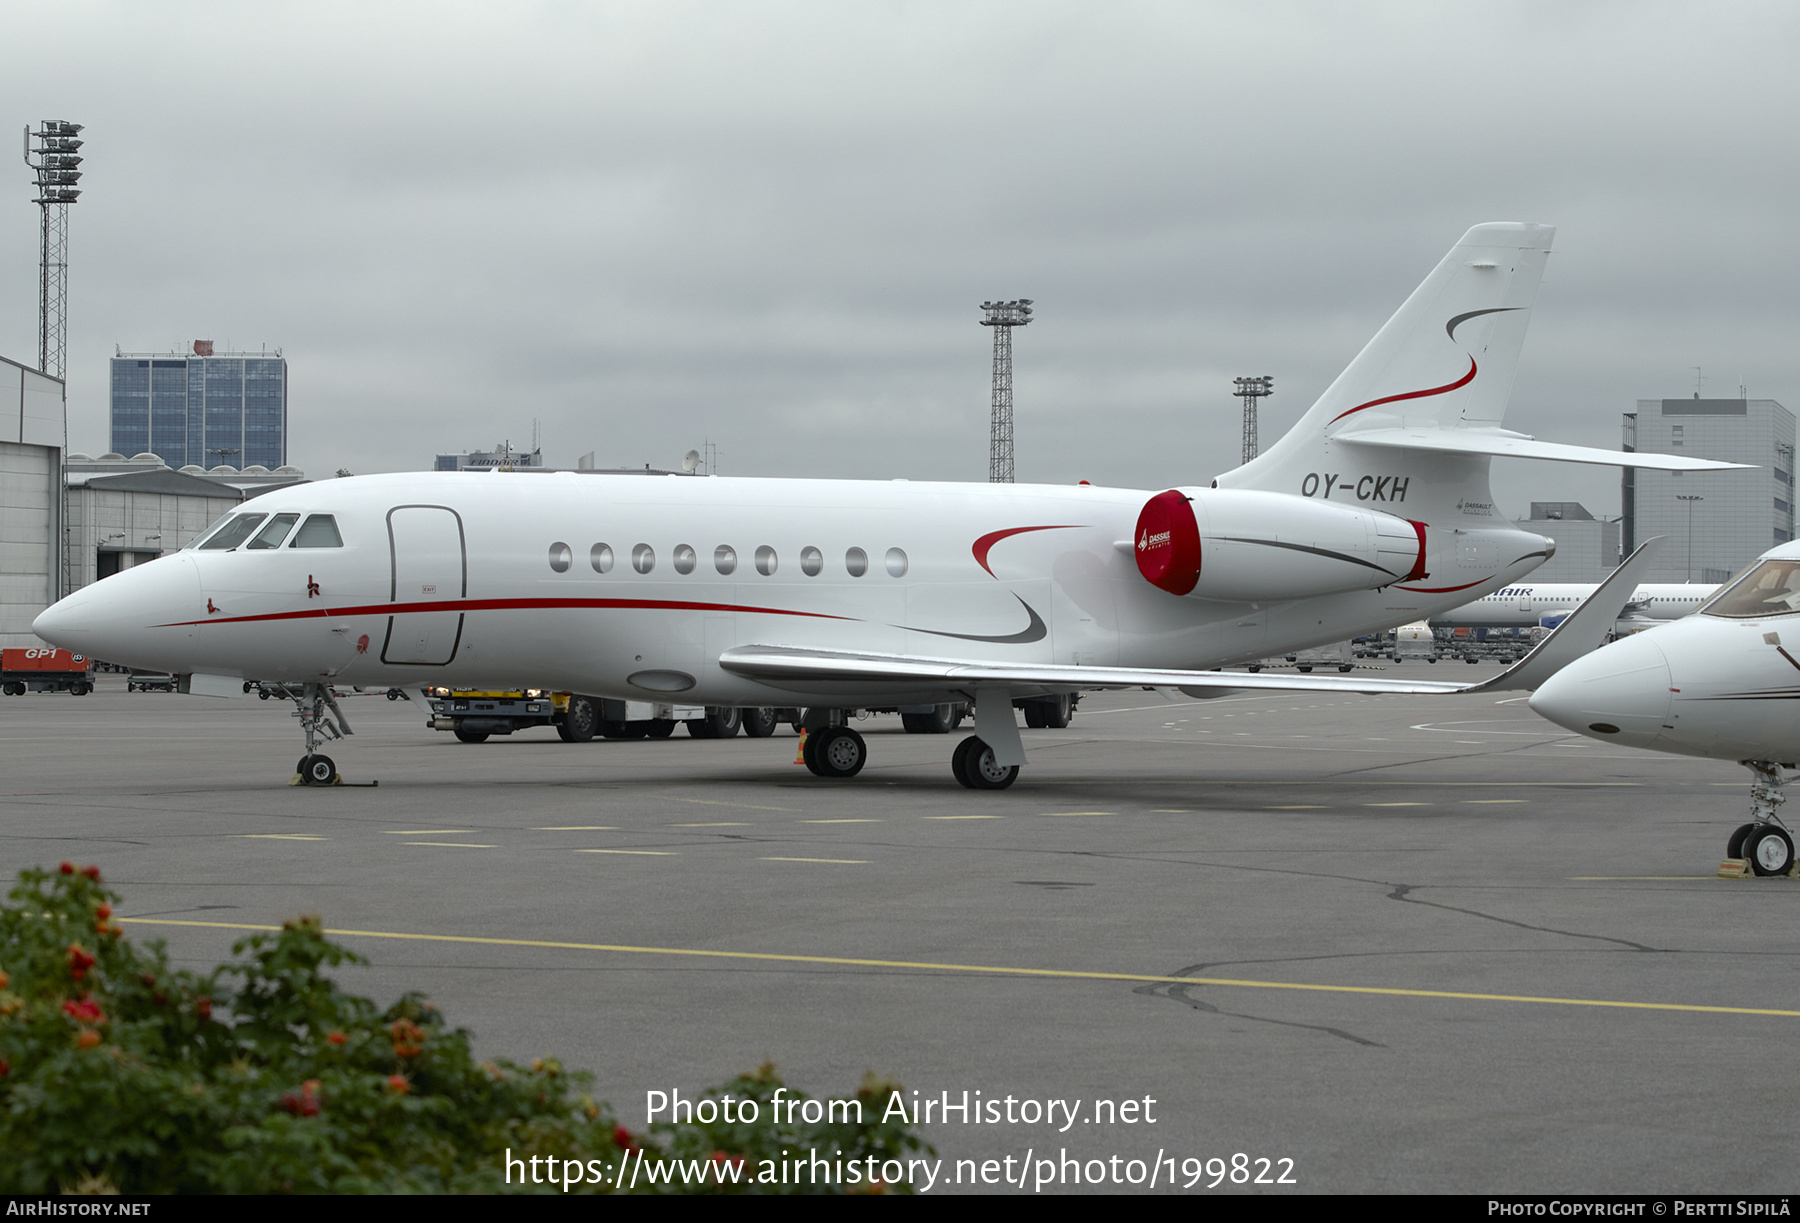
[980,298,1032,483]
[22,120,83,380]
[1232,375,1272,466]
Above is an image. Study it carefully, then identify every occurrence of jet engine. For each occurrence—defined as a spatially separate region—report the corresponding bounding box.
[1134,488,1425,601]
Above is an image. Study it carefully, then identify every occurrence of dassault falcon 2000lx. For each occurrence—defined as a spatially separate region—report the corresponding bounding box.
[33,223,1746,790]
[1530,543,1800,876]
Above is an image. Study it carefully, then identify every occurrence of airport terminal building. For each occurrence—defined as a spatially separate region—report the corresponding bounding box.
[1622,397,1796,584]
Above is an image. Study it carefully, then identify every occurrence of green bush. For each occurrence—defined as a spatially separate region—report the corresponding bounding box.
[0,864,929,1194]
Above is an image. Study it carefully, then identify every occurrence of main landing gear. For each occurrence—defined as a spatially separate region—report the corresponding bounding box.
[795,698,1030,790]
[288,683,353,786]
[1727,760,1797,877]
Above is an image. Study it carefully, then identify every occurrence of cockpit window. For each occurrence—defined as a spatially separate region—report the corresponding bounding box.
[289,515,343,548]
[196,513,268,550]
[1701,560,1800,618]
[246,513,300,549]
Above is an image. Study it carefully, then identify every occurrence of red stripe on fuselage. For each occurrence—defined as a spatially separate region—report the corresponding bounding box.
[1328,356,1478,426]
[154,597,857,629]
[971,525,1086,577]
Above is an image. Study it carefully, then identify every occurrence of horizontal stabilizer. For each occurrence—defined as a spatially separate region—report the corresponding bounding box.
[1337,427,1752,471]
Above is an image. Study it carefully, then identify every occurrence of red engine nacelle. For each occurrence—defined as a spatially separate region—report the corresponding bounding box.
[1134,488,1426,602]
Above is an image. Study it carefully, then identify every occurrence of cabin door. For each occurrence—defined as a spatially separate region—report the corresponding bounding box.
[381,505,466,666]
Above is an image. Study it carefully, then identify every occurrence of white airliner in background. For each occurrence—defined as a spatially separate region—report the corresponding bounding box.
[1531,544,1800,876]
[32,222,1745,791]
[1433,581,1720,632]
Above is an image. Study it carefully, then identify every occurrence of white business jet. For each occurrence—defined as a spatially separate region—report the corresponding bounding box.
[1530,544,1800,875]
[32,223,1744,790]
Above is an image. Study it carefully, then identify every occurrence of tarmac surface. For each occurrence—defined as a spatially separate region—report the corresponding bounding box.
[2,666,1792,1194]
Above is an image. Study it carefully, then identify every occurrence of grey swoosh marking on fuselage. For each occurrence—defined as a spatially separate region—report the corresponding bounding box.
[895,595,1048,644]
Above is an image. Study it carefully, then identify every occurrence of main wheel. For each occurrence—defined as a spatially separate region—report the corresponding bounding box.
[742,707,779,738]
[951,736,1018,790]
[812,727,867,778]
[1022,702,1047,729]
[801,728,824,776]
[1727,822,1757,858]
[454,727,489,744]
[1746,825,1795,876]
[1041,694,1072,729]
[559,696,598,743]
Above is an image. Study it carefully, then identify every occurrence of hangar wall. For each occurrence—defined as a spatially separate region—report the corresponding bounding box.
[0,357,65,650]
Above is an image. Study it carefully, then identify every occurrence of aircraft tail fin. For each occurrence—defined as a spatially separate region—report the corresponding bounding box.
[1219,223,1555,516]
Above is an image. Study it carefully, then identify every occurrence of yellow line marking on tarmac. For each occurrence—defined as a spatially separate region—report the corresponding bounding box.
[578,849,675,856]
[239,834,327,841]
[1151,809,1191,813]
[671,822,750,827]
[535,826,618,831]
[760,857,868,864]
[924,815,1002,820]
[118,918,1800,1019]
[403,842,495,849]
[667,797,795,812]
[383,829,472,835]
[801,819,880,824]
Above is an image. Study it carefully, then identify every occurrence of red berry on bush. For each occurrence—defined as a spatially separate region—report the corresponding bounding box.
[59,862,73,875]
[387,1075,409,1095]
[95,903,111,920]
[326,1030,347,1046]
[76,1030,100,1050]
[81,865,100,881]
[195,997,212,1021]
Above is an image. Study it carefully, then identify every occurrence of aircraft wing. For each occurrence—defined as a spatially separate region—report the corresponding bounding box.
[1335,427,1752,471]
[720,538,1668,700]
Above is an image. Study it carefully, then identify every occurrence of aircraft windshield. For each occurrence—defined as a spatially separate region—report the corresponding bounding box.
[245,513,300,549]
[196,513,268,551]
[1700,560,1800,618]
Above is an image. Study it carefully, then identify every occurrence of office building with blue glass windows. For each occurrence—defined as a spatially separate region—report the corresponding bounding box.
[109,343,287,470]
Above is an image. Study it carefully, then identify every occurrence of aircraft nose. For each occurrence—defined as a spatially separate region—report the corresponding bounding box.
[1528,632,1673,745]
[33,555,200,668]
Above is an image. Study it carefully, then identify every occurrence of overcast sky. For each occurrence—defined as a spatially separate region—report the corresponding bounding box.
[4,1,1796,517]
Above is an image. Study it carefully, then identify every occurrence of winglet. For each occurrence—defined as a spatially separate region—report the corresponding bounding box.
[1465,536,1667,693]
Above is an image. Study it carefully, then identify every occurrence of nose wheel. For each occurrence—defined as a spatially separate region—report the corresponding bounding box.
[286,683,353,786]
[1727,762,1798,876]
[296,754,338,786]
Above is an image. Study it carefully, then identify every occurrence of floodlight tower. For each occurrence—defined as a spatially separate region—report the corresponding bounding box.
[980,299,1032,483]
[23,121,84,379]
[1233,375,1272,466]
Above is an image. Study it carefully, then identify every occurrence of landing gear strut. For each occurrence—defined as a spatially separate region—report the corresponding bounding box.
[288,683,353,786]
[1731,760,1797,876]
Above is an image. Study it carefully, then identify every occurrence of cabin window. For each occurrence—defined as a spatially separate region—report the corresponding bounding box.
[845,547,868,577]
[633,544,656,574]
[800,546,823,576]
[198,513,267,550]
[245,514,300,550]
[591,543,614,573]
[289,515,343,548]
[714,546,737,575]
[755,546,778,576]
[548,542,572,573]
[673,544,697,574]
[886,547,908,578]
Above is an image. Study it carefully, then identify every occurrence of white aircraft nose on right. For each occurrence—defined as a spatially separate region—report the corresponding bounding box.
[1528,631,1674,747]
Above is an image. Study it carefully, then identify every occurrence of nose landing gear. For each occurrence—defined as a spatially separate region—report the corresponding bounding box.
[1726,761,1798,877]
[287,683,354,786]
